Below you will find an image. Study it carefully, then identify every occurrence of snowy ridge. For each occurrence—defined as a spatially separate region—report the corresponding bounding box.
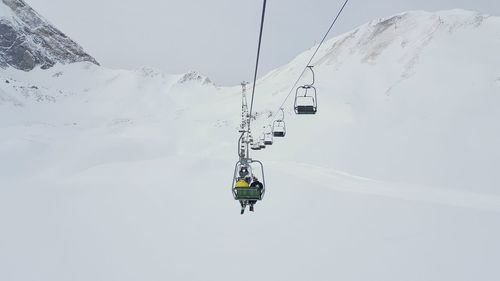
[258,9,494,94]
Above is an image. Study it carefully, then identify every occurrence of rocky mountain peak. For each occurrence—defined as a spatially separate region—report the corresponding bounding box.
[0,0,98,71]
[178,70,213,85]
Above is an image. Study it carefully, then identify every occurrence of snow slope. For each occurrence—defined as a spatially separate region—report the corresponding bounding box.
[0,9,500,281]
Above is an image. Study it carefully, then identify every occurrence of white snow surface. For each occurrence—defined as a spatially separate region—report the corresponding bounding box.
[1,9,500,281]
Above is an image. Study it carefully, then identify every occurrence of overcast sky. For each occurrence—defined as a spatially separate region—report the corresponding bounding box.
[26,0,500,86]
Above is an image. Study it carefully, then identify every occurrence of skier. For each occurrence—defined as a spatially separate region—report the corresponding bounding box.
[235,177,250,214]
[248,176,263,212]
[239,166,251,183]
[235,178,250,188]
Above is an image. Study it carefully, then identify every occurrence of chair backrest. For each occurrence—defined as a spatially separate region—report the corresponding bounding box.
[295,95,315,106]
[294,86,317,109]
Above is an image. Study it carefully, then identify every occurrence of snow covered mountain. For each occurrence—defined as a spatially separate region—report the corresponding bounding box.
[1,8,500,281]
[0,0,98,71]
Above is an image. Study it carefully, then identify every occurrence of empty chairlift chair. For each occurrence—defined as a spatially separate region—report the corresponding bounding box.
[251,142,261,151]
[294,66,317,115]
[264,132,273,145]
[259,137,266,149]
[273,120,286,137]
[294,86,317,114]
[272,108,286,137]
[263,125,273,145]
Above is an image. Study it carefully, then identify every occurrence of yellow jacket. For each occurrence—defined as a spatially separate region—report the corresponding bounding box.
[235,179,249,188]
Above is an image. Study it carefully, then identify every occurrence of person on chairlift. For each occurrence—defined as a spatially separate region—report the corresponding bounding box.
[239,166,251,183]
[248,176,263,212]
[235,178,249,188]
[250,176,263,190]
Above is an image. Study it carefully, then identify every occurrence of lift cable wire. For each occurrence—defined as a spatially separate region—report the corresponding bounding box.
[270,0,349,122]
[248,0,268,132]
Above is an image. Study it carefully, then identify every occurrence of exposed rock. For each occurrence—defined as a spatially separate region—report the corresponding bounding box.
[178,70,213,85]
[0,0,98,71]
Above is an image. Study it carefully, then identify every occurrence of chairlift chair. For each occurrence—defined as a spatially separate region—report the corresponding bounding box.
[232,159,266,201]
[294,85,317,114]
[272,120,286,137]
[272,108,286,137]
[259,137,266,149]
[294,65,318,115]
[251,142,261,150]
[264,132,273,145]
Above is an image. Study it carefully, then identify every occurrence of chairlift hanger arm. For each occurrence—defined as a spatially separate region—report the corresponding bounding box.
[238,131,251,159]
[307,65,315,86]
[279,108,285,121]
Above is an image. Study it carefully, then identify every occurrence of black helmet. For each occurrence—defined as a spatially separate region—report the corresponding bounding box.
[239,167,249,177]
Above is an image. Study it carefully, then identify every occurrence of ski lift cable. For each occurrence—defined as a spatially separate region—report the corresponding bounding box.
[270,0,350,121]
[248,0,268,131]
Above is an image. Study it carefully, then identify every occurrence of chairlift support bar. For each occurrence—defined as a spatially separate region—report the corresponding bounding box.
[306,65,315,87]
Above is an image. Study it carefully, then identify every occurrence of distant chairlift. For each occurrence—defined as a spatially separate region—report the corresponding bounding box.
[259,136,266,149]
[251,141,261,151]
[262,128,272,146]
[294,66,317,115]
[264,133,273,145]
[272,108,286,137]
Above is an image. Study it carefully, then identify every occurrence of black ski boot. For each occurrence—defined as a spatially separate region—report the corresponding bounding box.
[240,201,246,215]
[250,205,254,212]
